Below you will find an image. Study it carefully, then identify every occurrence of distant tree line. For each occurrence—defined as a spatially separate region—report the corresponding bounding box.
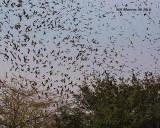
[0,72,160,128]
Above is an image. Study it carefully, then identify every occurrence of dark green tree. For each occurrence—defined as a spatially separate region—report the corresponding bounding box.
[60,73,160,128]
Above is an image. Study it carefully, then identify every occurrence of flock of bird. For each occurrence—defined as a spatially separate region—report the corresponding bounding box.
[0,0,160,96]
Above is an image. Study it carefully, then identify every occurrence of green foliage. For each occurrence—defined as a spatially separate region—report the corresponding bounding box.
[0,73,159,128]
[55,105,88,128]
[66,73,160,128]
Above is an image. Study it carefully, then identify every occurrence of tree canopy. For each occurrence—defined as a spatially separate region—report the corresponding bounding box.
[56,73,160,128]
[0,73,160,128]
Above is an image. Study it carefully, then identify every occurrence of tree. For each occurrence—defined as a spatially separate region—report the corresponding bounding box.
[0,79,56,128]
[65,73,160,128]
[54,104,88,128]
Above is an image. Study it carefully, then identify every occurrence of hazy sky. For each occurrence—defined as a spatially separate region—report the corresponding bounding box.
[0,0,160,88]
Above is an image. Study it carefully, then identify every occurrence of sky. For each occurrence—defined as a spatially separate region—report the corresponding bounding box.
[0,0,160,90]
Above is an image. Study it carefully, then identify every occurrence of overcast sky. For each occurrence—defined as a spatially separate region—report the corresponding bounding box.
[0,0,160,88]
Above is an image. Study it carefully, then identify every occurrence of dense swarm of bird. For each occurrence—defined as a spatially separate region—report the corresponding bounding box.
[0,0,160,96]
